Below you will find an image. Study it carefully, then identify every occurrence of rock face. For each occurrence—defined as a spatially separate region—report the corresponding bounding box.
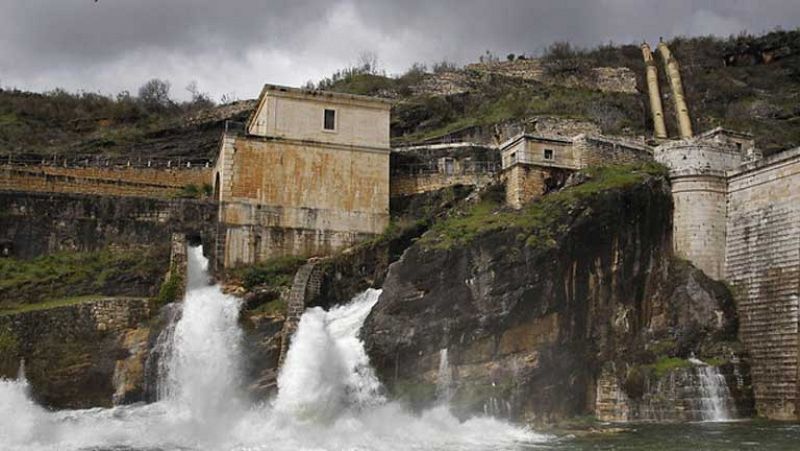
[363,171,752,423]
[0,298,151,408]
[0,191,217,262]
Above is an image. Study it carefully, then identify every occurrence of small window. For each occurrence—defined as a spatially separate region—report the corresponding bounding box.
[736,142,742,152]
[544,149,554,160]
[444,158,454,175]
[323,109,336,130]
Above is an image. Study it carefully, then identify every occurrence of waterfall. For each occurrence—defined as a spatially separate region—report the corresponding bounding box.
[689,357,734,421]
[274,288,384,420]
[0,247,546,450]
[143,302,182,401]
[16,358,25,381]
[436,348,453,404]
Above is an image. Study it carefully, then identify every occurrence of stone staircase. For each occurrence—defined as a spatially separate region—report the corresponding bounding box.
[277,260,323,366]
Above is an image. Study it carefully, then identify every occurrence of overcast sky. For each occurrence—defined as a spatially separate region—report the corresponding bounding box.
[1,0,798,102]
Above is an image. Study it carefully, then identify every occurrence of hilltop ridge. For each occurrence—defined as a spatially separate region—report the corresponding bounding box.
[2,29,800,159]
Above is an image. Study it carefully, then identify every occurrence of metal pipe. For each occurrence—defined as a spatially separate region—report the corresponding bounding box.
[641,43,668,139]
[657,42,693,138]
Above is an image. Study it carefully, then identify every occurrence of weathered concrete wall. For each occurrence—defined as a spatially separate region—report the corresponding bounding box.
[725,148,800,419]
[223,225,374,266]
[501,136,575,169]
[575,135,653,167]
[248,86,391,149]
[218,136,389,266]
[502,165,569,209]
[0,165,212,199]
[0,191,217,262]
[655,141,744,173]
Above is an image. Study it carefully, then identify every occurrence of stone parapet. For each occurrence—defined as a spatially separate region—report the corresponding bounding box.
[390,173,495,197]
[0,298,150,351]
[0,164,213,199]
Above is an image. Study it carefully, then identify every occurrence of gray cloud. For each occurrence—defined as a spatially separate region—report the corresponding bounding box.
[1,0,798,101]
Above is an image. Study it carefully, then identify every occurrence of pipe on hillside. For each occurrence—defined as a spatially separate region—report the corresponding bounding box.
[641,43,668,139]
[657,42,693,139]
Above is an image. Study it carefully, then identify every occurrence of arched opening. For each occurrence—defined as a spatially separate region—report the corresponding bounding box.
[214,173,221,201]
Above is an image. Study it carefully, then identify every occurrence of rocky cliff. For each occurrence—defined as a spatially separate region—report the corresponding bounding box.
[363,165,753,423]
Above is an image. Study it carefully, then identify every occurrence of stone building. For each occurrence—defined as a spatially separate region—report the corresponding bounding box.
[499,133,652,208]
[213,85,391,267]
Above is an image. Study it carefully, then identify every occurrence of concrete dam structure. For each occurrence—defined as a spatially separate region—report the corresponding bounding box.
[1,56,799,421]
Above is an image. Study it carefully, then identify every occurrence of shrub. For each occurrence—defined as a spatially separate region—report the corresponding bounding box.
[156,264,184,307]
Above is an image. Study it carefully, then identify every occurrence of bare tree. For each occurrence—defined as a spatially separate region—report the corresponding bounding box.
[357,51,380,75]
[185,81,214,109]
[138,78,172,110]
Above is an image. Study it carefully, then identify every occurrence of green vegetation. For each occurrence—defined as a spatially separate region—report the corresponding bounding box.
[178,183,201,199]
[0,80,246,159]
[700,357,727,367]
[420,163,666,250]
[315,29,800,152]
[0,295,111,316]
[646,357,692,378]
[248,298,288,316]
[230,255,307,290]
[176,182,214,199]
[0,247,167,310]
[0,327,18,355]
[156,264,184,307]
[393,81,643,144]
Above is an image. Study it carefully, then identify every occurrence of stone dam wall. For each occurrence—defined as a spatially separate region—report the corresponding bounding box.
[725,148,800,420]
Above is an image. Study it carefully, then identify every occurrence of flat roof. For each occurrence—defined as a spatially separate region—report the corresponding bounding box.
[499,133,573,150]
[247,83,392,130]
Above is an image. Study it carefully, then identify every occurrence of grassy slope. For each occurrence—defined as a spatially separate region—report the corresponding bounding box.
[0,247,168,310]
[0,89,252,159]
[419,163,668,251]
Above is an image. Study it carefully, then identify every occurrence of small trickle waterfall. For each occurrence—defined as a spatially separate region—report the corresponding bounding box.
[436,348,453,404]
[143,302,182,401]
[0,246,544,450]
[690,358,734,422]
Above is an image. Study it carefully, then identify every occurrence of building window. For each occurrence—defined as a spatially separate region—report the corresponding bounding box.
[544,149,554,160]
[323,109,336,131]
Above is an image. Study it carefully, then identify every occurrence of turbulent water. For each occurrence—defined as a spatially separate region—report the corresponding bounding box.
[4,246,796,450]
[0,246,546,450]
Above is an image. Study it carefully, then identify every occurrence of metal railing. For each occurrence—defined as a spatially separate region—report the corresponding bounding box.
[0,154,213,170]
[391,161,500,176]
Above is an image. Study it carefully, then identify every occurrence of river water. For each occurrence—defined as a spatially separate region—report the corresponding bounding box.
[0,246,798,450]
